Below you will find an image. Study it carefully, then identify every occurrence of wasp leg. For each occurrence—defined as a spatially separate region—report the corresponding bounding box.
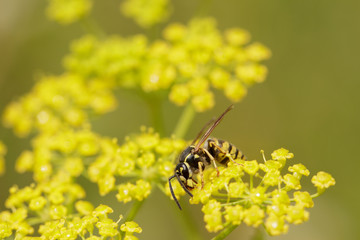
[211,143,243,166]
[198,161,205,189]
[202,148,220,177]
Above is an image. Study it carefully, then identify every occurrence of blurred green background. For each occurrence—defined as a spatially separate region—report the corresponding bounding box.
[0,0,359,239]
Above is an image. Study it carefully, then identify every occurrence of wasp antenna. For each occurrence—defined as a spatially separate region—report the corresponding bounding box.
[169,175,182,210]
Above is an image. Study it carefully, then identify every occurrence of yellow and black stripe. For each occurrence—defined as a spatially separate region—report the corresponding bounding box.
[207,138,246,165]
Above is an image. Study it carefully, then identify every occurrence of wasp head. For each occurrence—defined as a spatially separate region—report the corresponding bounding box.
[175,162,190,180]
[169,156,195,210]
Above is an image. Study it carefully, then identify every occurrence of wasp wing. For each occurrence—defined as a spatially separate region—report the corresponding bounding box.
[191,117,216,146]
[194,105,234,151]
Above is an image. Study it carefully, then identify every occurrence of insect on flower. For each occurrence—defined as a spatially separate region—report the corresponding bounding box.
[169,105,246,210]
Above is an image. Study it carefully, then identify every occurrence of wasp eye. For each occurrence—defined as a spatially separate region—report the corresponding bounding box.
[175,163,189,179]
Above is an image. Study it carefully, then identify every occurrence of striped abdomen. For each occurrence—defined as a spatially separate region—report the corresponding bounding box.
[205,138,246,165]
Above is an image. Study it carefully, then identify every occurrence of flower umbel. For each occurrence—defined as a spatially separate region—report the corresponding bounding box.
[175,148,336,236]
[0,125,184,239]
[64,18,271,112]
[3,74,116,137]
[0,169,141,239]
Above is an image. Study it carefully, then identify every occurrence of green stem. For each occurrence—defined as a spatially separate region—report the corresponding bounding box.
[177,203,203,240]
[147,97,165,136]
[125,200,144,222]
[211,224,237,240]
[120,200,145,240]
[220,198,248,206]
[27,217,47,226]
[157,183,201,239]
[173,103,196,139]
[311,191,322,198]
[250,175,254,190]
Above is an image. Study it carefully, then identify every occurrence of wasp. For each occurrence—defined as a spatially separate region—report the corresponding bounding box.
[168,105,246,210]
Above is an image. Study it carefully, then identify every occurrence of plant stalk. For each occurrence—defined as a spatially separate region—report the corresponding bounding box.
[211,224,237,240]
[177,203,203,240]
[120,200,145,240]
[173,103,196,139]
[125,200,144,222]
[147,97,165,136]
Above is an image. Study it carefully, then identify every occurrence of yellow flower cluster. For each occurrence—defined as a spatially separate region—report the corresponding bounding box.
[14,124,186,197]
[0,170,142,239]
[15,127,100,182]
[46,0,92,25]
[169,148,335,236]
[64,18,271,112]
[166,19,271,111]
[2,74,116,137]
[120,0,171,28]
[87,127,186,198]
[1,126,172,239]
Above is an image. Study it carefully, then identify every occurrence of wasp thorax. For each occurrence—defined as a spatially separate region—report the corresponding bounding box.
[179,146,195,162]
